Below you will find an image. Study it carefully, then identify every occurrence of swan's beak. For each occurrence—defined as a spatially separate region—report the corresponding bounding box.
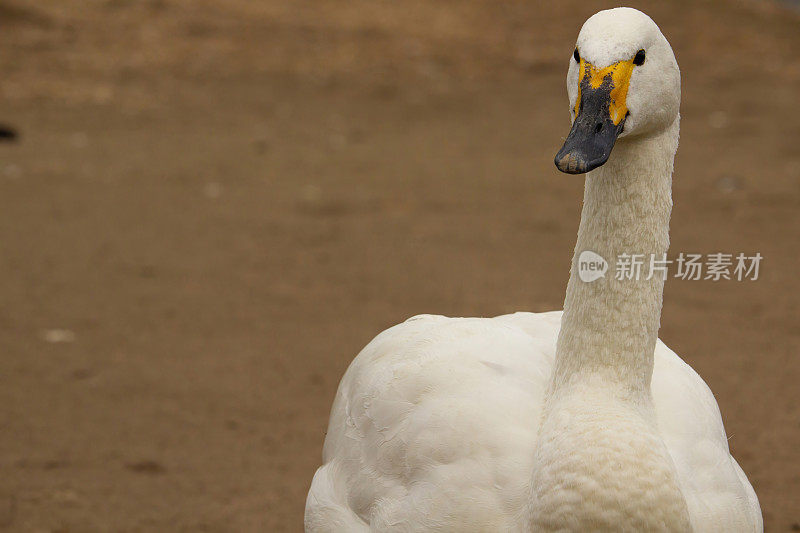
[555,58,634,174]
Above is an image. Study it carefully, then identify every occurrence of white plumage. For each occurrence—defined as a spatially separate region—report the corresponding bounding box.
[306,7,762,532]
[306,313,760,531]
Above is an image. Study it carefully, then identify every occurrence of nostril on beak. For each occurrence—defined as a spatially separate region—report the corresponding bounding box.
[595,123,603,133]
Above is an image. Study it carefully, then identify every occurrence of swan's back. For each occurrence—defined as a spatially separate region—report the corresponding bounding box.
[305,312,761,531]
[306,313,559,531]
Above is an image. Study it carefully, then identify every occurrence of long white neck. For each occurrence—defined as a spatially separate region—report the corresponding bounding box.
[529,117,692,532]
[553,116,678,396]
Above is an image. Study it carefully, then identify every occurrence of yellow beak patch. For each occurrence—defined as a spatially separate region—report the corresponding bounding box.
[574,58,635,125]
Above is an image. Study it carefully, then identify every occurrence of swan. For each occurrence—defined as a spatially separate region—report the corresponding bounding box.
[305,8,762,532]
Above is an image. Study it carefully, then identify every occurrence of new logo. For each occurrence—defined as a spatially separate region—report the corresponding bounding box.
[578,250,608,283]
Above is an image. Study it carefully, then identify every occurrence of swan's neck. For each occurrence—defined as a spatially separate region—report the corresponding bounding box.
[553,117,679,396]
[529,118,693,532]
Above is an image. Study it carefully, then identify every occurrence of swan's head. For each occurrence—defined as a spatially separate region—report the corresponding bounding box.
[555,8,680,174]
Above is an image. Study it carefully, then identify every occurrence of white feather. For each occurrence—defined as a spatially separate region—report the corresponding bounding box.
[306,313,761,531]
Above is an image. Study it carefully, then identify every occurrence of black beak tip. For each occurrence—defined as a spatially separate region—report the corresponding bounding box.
[554,151,589,174]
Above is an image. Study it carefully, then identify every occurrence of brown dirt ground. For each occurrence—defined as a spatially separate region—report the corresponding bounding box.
[0,0,798,531]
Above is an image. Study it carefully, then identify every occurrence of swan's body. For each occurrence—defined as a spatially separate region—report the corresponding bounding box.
[306,312,760,531]
[306,8,762,532]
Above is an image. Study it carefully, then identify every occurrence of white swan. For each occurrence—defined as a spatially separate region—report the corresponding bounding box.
[305,8,762,532]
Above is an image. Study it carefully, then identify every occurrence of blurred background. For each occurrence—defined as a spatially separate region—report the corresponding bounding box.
[0,0,798,530]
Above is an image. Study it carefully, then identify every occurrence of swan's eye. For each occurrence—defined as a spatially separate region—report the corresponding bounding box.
[633,49,646,66]
[573,48,580,62]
